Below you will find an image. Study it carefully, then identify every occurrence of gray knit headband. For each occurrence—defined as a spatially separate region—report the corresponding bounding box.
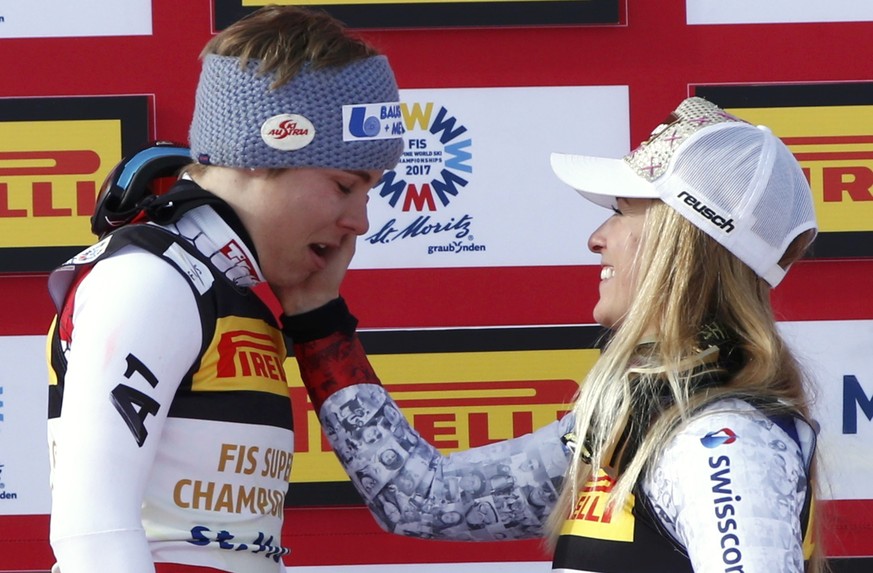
[189,53,405,171]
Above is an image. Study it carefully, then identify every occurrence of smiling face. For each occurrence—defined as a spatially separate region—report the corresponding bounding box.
[202,165,381,291]
[587,197,652,329]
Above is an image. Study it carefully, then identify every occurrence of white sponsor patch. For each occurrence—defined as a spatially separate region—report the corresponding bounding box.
[260,114,316,151]
[161,243,214,295]
[70,236,111,264]
[342,102,405,141]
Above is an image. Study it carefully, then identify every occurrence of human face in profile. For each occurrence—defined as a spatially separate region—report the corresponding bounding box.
[587,198,652,329]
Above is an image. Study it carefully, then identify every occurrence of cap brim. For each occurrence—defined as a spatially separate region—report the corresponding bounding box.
[550,152,658,209]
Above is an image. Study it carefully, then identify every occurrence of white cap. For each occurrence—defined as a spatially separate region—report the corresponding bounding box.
[550,97,817,287]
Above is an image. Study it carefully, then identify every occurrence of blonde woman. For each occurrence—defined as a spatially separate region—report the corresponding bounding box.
[287,97,822,571]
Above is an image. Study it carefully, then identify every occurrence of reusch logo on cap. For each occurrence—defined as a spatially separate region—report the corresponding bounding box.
[677,190,736,233]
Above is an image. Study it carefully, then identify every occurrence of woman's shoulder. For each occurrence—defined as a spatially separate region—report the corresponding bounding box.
[674,396,805,450]
[641,397,814,568]
[654,395,815,482]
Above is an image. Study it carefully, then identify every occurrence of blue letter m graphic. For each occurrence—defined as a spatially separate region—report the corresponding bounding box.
[843,375,873,434]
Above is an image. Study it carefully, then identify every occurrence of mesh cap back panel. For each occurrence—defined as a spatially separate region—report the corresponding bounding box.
[670,126,765,216]
[751,142,816,251]
[657,121,817,286]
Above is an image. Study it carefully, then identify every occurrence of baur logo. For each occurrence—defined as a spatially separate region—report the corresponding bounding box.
[344,102,404,140]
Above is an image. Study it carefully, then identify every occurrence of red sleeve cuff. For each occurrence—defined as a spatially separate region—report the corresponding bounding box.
[293,330,382,413]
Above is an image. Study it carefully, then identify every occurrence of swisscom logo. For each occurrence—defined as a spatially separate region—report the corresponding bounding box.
[366,101,484,257]
[700,428,738,448]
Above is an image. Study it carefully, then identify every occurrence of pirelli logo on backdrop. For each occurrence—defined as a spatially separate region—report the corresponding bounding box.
[0,96,149,272]
[695,83,873,258]
[733,107,873,234]
[1,135,116,244]
[786,130,873,230]
[282,325,600,494]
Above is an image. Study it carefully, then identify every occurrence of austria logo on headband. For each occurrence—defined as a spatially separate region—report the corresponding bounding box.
[261,114,316,151]
[342,102,405,141]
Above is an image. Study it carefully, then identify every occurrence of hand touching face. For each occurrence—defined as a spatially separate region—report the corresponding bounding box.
[235,166,382,314]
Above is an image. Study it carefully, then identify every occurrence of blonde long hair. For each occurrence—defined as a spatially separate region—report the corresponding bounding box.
[547,200,822,569]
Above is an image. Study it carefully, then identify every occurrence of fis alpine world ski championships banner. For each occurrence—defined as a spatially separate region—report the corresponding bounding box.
[695,83,873,259]
[0,96,150,273]
[352,86,630,271]
[213,0,621,30]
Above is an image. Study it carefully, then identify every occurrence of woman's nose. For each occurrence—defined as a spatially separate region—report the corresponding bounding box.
[588,221,607,253]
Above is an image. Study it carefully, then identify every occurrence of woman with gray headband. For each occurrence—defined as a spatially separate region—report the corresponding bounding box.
[288,97,823,572]
[45,6,403,573]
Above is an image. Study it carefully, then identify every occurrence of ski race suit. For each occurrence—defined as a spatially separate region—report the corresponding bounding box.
[286,300,817,573]
[47,181,292,573]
